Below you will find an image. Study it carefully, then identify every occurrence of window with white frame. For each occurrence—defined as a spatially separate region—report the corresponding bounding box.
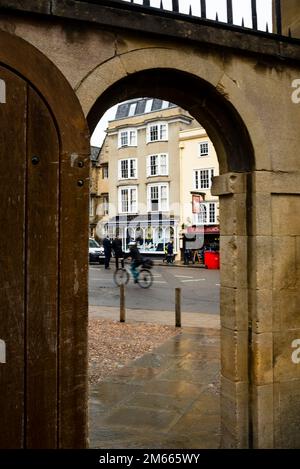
[147,122,168,143]
[118,158,137,180]
[147,153,168,177]
[102,164,108,178]
[118,186,138,214]
[194,168,214,190]
[147,183,169,212]
[103,195,109,215]
[118,128,137,148]
[89,196,95,217]
[199,141,209,157]
[193,202,217,225]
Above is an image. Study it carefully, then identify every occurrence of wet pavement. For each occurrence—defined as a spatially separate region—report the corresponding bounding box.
[89,327,220,449]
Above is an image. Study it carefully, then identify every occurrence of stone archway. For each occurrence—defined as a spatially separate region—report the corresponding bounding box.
[0,30,90,448]
[86,68,254,448]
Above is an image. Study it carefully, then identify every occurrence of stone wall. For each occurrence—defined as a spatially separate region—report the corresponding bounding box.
[1,7,300,448]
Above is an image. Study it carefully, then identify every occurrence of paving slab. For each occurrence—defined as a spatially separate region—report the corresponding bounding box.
[89,326,221,449]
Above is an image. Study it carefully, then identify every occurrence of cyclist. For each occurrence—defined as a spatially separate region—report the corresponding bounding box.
[124,241,142,283]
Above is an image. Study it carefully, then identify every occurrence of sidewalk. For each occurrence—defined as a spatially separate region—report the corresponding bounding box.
[154,260,206,269]
[89,326,220,449]
[89,305,220,329]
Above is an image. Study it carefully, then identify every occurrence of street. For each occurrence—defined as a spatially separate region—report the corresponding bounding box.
[89,264,220,314]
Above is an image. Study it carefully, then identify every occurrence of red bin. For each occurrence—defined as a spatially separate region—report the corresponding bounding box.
[204,251,220,269]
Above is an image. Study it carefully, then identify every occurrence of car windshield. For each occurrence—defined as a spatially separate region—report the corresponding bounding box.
[89,239,100,248]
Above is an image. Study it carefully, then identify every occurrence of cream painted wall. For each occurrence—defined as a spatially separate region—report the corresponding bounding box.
[101,106,193,219]
[179,127,219,229]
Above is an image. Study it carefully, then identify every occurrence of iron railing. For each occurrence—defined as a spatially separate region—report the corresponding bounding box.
[80,0,292,39]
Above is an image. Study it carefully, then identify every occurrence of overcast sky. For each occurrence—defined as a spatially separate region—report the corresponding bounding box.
[91,0,272,147]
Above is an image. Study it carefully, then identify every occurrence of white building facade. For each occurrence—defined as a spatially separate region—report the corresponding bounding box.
[94,98,219,257]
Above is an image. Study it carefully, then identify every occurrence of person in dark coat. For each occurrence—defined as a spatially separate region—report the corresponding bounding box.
[112,235,124,269]
[124,241,142,283]
[103,235,112,269]
[182,234,190,265]
[166,241,174,264]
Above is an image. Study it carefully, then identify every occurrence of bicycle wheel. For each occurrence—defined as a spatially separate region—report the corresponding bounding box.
[137,269,153,289]
[113,268,129,286]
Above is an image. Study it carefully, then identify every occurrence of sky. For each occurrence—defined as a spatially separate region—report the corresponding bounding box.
[91,0,272,147]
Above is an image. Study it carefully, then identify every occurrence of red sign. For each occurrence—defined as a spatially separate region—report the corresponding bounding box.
[192,195,203,213]
[204,226,220,234]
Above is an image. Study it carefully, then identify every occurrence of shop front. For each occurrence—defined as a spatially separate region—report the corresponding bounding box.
[100,214,179,256]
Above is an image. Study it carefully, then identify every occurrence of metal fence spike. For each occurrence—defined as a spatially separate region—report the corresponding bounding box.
[200,0,206,19]
[227,0,233,24]
[172,0,179,13]
[251,0,257,30]
[275,0,282,35]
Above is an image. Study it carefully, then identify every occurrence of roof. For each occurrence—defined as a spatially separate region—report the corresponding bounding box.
[113,98,176,121]
[90,146,101,163]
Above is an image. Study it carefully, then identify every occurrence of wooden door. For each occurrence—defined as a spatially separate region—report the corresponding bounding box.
[0,36,89,448]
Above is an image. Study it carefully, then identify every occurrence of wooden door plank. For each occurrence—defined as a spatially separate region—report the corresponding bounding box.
[0,67,27,448]
[59,145,89,448]
[26,87,59,448]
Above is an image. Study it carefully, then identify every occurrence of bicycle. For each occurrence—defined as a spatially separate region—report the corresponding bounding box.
[113,259,153,289]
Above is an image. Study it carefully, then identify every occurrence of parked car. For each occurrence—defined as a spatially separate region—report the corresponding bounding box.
[89,238,105,264]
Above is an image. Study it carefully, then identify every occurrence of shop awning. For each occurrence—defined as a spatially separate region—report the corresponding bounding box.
[204,225,220,234]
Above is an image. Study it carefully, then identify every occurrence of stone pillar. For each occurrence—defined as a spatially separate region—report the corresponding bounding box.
[248,171,274,448]
[250,171,300,449]
[212,172,249,448]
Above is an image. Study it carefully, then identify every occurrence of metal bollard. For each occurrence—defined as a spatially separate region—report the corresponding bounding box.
[175,287,181,328]
[120,284,125,323]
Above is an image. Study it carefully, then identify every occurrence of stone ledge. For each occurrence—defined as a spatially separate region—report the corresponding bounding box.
[1,1,300,63]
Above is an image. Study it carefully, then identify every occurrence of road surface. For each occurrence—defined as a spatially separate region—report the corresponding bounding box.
[89,264,220,314]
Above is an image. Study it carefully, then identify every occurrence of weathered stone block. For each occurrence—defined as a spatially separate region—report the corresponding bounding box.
[273,289,300,331]
[273,330,300,382]
[211,173,247,196]
[221,328,248,382]
[249,192,272,236]
[273,380,300,448]
[250,288,273,333]
[272,195,300,236]
[252,384,274,448]
[248,236,272,290]
[271,172,300,196]
[252,171,272,193]
[220,286,248,331]
[251,332,273,385]
[219,194,247,236]
[0,0,50,14]
[221,376,248,448]
[220,236,247,289]
[272,236,297,290]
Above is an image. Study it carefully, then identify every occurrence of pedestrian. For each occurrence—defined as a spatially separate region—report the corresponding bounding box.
[166,241,174,264]
[103,235,112,269]
[112,234,124,269]
[163,244,168,263]
[182,234,190,265]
